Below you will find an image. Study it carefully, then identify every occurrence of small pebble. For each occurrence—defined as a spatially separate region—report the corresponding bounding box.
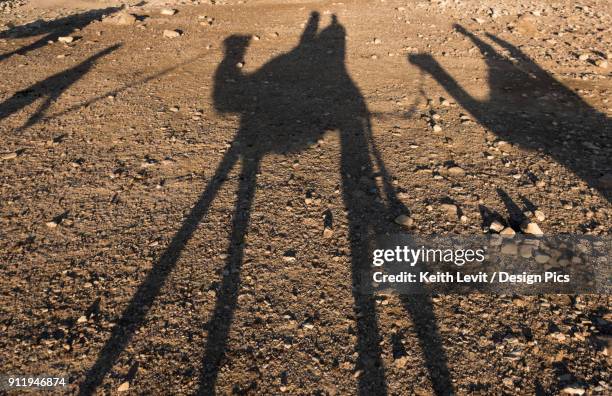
[58,36,74,44]
[534,251,550,264]
[160,8,177,16]
[394,214,413,227]
[560,387,585,395]
[519,244,533,258]
[1,151,18,160]
[163,29,181,38]
[501,241,518,255]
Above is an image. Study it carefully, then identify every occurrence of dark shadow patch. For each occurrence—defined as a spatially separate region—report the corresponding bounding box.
[0,7,120,63]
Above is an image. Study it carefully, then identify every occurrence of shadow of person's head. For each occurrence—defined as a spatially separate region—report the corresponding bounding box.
[317,15,345,45]
[222,35,251,58]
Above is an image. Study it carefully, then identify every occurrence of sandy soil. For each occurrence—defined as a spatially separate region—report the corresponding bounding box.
[0,0,610,394]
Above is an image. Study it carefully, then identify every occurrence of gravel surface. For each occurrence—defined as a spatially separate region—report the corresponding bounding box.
[0,0,610,394]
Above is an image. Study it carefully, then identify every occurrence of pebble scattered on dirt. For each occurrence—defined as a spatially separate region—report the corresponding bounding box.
[0,0,609,395]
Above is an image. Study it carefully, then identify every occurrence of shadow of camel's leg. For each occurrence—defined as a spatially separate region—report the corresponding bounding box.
[0,33,56,63]
[400,294,453,395]
[78,146,241,396]
[197,154,260,395]
[364,116,454,395]
[0,90,38,124]
[340,120,388,396]
[1,44,120,127]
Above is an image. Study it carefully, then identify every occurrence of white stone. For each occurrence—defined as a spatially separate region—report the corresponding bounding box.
[163,29,181,38]
[522,222,543,237]
[561,387,585,395]
[534,210,546,221]
[160,8,177,16]
[394,214,413,227]
[489,220,505,233]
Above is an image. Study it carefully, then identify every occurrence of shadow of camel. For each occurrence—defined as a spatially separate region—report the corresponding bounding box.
[0,7,119,63]
[0,44,121,128]
[79,13,453,395]
[409,24,611,203]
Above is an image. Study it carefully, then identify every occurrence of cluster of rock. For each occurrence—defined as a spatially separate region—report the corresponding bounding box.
[0,0,26,14]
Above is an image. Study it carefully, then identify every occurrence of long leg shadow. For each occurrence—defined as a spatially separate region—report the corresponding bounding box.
[0,44,121,128]
[0,7,119,63]
[340,117,389,395]
[198,154,260,394]
[409,24,611,202]
[368,109,453,395]
[400,295,453,395]
[78,145,241,395]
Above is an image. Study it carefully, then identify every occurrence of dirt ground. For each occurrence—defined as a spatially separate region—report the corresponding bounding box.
[0,0,610,394]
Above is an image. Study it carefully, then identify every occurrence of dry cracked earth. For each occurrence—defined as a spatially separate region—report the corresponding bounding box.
[0,0,610,395]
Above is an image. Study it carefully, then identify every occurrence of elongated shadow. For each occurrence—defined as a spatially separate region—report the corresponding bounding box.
[366,88,454,396]
[81,12,452,396]
[409,24,611,202]
[0,44,121,128]
[400,295,453,395]
[78,144,242,395]
[0,7,119,63]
